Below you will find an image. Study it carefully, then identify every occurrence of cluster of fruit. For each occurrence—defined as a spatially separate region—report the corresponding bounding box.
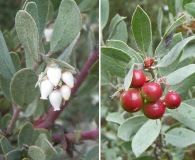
[120,70,181,119]
[37,66,74,111]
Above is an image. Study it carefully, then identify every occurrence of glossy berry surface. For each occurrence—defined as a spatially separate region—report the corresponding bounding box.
[143,99,165,119]
[131,70,146,88]
[120,88,143,112]
[141,82,162,102]
[164,91,181,109]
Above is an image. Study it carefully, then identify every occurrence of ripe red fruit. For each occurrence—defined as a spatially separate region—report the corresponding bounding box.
[131,70,146,88]
[141,82,162,102]
[143,99,165,119]
[164,91,181,109]
[120,88,143,112]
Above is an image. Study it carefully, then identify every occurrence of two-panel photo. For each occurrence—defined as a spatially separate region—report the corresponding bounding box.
[0,0,194,159]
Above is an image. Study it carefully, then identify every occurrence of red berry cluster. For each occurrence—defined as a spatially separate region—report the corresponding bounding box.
[120,70,181,119]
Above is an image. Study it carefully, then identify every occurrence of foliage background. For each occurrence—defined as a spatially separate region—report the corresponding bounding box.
[101,0,195,160]
[0,0,99,159]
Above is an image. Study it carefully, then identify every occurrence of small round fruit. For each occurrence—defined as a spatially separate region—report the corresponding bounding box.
[143,99,165,119]
[131,70,146,88]
[141,82,162,102]
[120,88,143,112]
[164,91,181,109]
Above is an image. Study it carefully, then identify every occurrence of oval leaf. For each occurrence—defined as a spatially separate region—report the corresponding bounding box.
[165,128,195,147]
[118,115,148,141]
[50,0,82,52]
[157,36,195,68]
[131,6,152,54]
[101,0,109,30]
[28,146,46,160]
[10,52,21,72]
[10,68,38,107]
[132,119,161,157]
[0,31,16,80]
[106,112,125,125]
[184,3,195,16]
[168,102,195,131]
[15,10,39,67]
[124,59,134,91]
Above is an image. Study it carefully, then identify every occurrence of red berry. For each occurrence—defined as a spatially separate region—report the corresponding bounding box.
[120,88,143,112]
[143,99,165,119]
[164,91,181,109]
[141,82,162,102]
[131,70,146,88]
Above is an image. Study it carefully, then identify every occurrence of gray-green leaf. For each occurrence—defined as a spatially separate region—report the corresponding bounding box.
[28,146,46,160]
[184,3,195,16]
[131,6,152,54]
[124,59,134,91]
[10,68,38,107]
[132,119,161,157]
[118,115,148,141]
[50,0,82,52]
[0,31,16,80]
[165,128,195,147]
[15,10,39,67]
[101,0,109,30]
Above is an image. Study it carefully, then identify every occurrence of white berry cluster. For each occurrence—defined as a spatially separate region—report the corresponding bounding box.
[36,65,75,111]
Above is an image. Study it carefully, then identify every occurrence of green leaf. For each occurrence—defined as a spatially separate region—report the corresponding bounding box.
[118,115,148,141]
[184,3,195,16]
[101,0,109,30]
[33,129,52,143]
[57,33,80,61]
[132,119,161,157]
[0,31,16,80]
[157,36,195,68]
[10,52,21,72]
[0,138,15,154]
[101,54,126,78]
[157,8,163,38]
[28,146,46,160]
[165,128,195,147]
[15,10,39,68]
[25,2,40,36]
[79,0,98,12]
[183,0,193,7]
[26,0,49,37]
[86,146,99,160]
[5,150,22,160]
[42,140,59,160]
[107,40,143,63]
[50,0,82,52]
[131,6,152,54]
[167,0,176,16]
[10,68,38,107]
[35,133,48,148]
[155,15,186,57]
[124,59,134,91]
[18,122,34,148]
[106,112,125,125]
[108,14,127,43]
[168,103,195,131]
[158,33,183,77]
[101,47,131,63]
[0,75,12,102]
[2,114,11,130]
[165,64,195,85]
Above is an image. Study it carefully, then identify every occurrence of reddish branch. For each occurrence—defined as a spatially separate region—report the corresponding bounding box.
[52,129,99,143]
[35,47,99,129]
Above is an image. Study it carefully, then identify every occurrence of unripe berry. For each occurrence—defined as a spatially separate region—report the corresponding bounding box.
[49,90,62,111]
[61,71,74,88]
[47,67,62,86]
[40,79,54,100]
[143,99,165,119]
[141,82,162,102]
[131,70,146,88]
[164,91,181,109]
[120,88,143,112]
[60,85,71,101]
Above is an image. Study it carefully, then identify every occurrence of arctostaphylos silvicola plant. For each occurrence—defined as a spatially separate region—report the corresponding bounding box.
[0,0,99,159]
[101,0,195,159]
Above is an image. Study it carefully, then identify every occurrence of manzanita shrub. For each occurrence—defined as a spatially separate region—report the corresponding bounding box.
[101,0,195,159]
[0,0,99,159]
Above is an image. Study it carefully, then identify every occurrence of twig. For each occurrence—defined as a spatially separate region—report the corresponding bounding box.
[6,106,21,135]
[35,47,99,128]
[52,129,99,143]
